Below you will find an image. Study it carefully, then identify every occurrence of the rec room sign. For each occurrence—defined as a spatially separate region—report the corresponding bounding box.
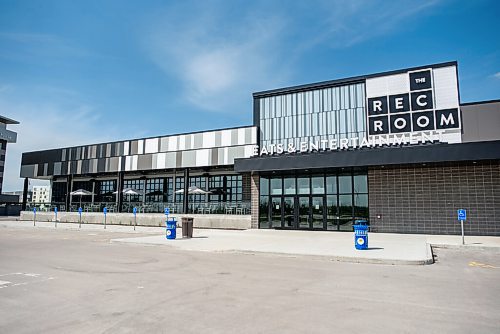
[365,65,461,143]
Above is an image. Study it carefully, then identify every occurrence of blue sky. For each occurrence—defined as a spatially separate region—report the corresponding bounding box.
[1,0,499,191]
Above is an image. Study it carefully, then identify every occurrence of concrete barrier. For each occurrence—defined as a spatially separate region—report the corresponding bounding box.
[19,211,251,230]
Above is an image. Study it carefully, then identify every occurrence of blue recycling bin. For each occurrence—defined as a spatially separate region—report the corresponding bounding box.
[353,220,369,250]
[166,218,177,239]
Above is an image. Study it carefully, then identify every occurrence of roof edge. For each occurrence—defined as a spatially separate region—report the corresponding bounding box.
[253,61,458,98]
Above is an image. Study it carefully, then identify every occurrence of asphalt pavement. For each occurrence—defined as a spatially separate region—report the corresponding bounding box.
[0,222,499,333]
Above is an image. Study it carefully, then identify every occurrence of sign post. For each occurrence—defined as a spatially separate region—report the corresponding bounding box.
[78,207,83,229]
[164,207,170,237]
[33,207,36,227]
[133,207,137,231]
[457,209,467,245]
[103,207,107,229]
[54,207,58,228]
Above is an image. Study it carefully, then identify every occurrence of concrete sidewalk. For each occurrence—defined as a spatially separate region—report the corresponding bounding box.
[111,228,434,265]
[3,220,499,265]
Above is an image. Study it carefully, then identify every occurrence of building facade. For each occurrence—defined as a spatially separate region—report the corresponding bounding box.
[0,115,19,194]
[32,186,51,204]
[20,61,500,235]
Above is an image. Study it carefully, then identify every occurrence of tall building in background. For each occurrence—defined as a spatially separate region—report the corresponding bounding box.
[32,185,51,204]
[0,115,19,193]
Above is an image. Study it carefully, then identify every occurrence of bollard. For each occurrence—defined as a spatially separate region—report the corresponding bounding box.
[33,207,37,227]
[54,207,58,228]
[103,207,107,229]
[133,207,137,231]
[78,207,83,228]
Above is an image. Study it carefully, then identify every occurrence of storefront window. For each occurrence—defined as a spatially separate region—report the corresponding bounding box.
[283,178,295,195]
[260,177,269,196]
[311,176,325,194]
[259,196,269,228]
[354,174,368,193]
[297,177,310,194]
[326,176,337,194]
[354,193,369,220]
[338,175,352,193]
[270,178,282,195]
[258,171,368,231]
[338,194,353,231]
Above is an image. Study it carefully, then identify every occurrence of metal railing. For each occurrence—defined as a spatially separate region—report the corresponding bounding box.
[26,201,251,215]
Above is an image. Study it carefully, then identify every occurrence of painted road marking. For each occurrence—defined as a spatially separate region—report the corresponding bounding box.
[0,273,56,290]
[468,261,498,269]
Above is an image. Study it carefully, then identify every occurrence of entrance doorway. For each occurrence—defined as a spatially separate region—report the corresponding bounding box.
[259,171,369,231]
[273,196,325,230]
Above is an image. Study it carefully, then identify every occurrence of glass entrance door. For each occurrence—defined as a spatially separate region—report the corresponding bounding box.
[270,197,282,228]
[283,197,295,228]
[297,196,310,229]
[311,196,324,229]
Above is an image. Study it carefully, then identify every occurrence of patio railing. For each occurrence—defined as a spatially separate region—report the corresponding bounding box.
[26,201,251,215]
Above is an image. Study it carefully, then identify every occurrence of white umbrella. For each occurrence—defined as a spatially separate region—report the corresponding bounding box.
[175,186,212,194]
[70,189,93,208]
[114,188,143,212]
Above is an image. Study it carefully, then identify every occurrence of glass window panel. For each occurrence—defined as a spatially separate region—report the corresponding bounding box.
[283,178,295,195]
[297,177,310,194]
[270,178,282,195]
[338,175,352,193]
[260,177,269,196]
[354,174,368,194]
[338,194,353,231]
[326,175,337,194]
[311,176,324,194]
[326,195,338,231]
[354,194,369,221]
[259,196,269,228]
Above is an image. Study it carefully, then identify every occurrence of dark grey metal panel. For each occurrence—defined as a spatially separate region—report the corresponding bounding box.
[97,158,106,173]
[234,140,500,172]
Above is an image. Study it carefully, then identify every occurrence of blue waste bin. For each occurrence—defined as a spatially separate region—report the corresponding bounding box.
[166,218,177,239]
[353,220,369,250]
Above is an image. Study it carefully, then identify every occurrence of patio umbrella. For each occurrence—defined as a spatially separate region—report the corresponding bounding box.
[175,186,212,194]
[114,188,143,211]
[70,189,93,208]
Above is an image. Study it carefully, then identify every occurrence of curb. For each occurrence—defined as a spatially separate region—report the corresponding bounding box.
[430,243,500,251]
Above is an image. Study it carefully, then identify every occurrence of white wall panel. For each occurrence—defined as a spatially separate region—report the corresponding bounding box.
[168,136,177,151]
[202,132,215,148]
[137,140,144,155]
[237,128,246,145]
[221,130,231,146]
[366,73,408,98]
[433,66,459,109]
[195,149,210,167]
[178,135,185,150]
[145,138,159,154]
[156,152,166,169]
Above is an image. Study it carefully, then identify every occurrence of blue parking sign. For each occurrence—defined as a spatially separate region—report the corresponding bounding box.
[133,207,137,215]
[457,209,466,221]
[164,208,170,215]
[103,207,107,215]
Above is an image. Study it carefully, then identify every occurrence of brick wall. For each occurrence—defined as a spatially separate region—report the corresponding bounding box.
[250,173,259,229]
[368,161,500,236]
[242,173,251,202]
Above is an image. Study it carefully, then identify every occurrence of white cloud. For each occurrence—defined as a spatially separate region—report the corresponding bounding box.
[493,72,500,79]
[143,1,444,112]
[144,4,291,112]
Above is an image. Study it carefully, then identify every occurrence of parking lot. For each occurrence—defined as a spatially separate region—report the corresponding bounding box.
[1,225,499,333]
